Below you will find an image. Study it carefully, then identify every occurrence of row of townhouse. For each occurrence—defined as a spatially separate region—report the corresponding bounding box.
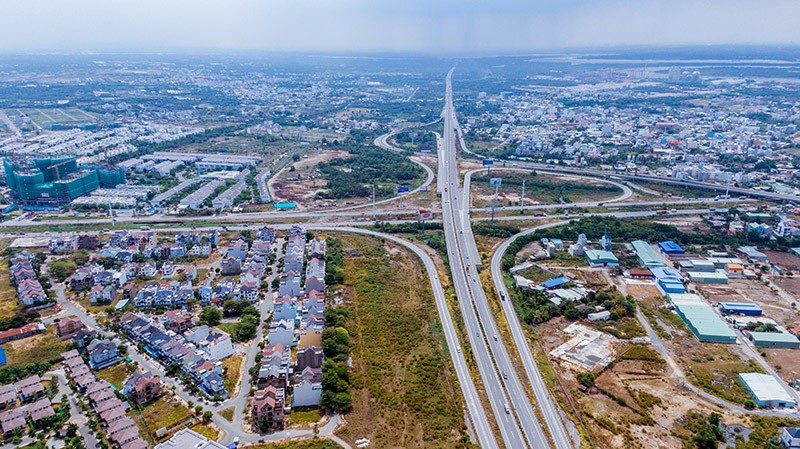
[119,313,228,399]
[0,374,54,439]
[10,253,47,308]
[48,233,100,254]
[134,280,195,309]
[61,350,149,449]
[251,231,326,432]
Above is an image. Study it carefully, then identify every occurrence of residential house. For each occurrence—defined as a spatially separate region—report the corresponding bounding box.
[0,386,16,410]
[267,319,295,348]
[15,375,44,402]
[304,257,326,294]
[17,278,47,307]
[296,345,324,371]
[278,272,302,298]
[250,386,285,432]
[292,379,322,407]
[57,317,86,340]
[256,226,276,244]
[161,261,176,279]
[28,397,55,425]
[86,339,121,370]
[122,371,162,405]
[227,239,249,261]
[0,408,25,437]
[780,427,800,449]
[220,257,241,276]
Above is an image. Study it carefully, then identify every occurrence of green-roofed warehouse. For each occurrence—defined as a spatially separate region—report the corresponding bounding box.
[748,328,800,349]
[668,293,737,343]
[585,249,619,267]
[631,240,667,267]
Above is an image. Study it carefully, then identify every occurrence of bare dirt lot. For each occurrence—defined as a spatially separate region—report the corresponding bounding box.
[764,250,800,271]
[269,150,352,209]
[771,277,800,304]
[697,279,796,327]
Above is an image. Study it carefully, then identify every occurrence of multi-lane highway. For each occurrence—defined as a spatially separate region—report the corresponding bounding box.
[440,68,561,449]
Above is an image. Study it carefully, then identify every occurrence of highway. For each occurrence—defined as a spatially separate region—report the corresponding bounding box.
[440,68,553,449]
[490,221,577,449]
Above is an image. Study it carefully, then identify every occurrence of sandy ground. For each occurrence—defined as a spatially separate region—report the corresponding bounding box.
[764,250,800,272]
[269,150,352,209]
[697,279,797,327]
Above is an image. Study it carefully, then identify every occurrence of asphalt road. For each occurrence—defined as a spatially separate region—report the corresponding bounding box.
[490,221,577,449]
[441,68,549,449]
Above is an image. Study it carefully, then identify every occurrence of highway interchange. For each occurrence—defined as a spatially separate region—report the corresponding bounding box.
[3,69,798,449]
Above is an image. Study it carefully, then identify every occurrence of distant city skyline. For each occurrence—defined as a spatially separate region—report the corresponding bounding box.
[0,0,798,54]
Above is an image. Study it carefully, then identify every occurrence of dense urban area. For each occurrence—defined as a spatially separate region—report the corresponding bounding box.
[0,48,799,449]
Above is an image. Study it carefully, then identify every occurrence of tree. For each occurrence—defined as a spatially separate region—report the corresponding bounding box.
[202,411,213,423]
[576,372,595,388]
[199,306,221,326]
[49,259,77,282]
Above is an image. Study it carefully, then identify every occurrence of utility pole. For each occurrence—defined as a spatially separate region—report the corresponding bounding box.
[372,183,376,217]
[521,179,526,212]
[724,176,731,208]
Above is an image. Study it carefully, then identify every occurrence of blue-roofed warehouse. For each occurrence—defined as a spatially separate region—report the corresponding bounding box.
[0,347,5,366]
[719,302,763,316]
[651,267,686,294]
[658,241,686,255]
[541,277,571,289]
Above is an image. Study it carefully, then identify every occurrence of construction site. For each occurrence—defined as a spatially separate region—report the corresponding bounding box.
[3,156,125,205]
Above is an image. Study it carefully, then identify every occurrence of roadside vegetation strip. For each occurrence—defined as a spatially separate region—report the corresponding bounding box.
[329,234,468,448]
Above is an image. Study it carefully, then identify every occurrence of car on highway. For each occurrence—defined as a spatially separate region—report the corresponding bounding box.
[504,402,511,414]
[493,334,498,341]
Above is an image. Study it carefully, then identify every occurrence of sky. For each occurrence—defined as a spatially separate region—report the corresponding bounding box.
[0,0,798,54]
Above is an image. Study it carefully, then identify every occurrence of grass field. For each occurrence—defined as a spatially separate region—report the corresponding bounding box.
[190,422,220,440]
[20,108,96,128]
[3,327,67,368]
[334,234,467,448]
[222,354,243,395]
[131,396,193,444]
[290,406,323,426]
[216,322,237,336]
[0,260,20,320]
[96,363,134,389]
[247,440,340,449]
[472,171,623,206]
[219,407,234,422]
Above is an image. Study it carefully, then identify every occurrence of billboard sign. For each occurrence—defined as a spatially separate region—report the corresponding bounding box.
[482,159,494,166]
[418,209,433,221]
[489,178,502,187]
[397,185,409,195]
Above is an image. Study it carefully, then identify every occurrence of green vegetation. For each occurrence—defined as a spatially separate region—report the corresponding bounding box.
[247,440,340,449]
[515,265,556,283]
[130,397,192,445]
[324,237,344,287]
[96,363,134,389]
[335,235,467,447]
[0,362,51,385]
[317,146,424,199]
[685,346,762,406]
[220,301,260,342]
[222,355,243,394]
[2,327,67,369]
[674,412,723,449]
[472,222,521,238]
[512,286,636,325]
[320,325,352,412]
[473,172,622,203]
[219,407,235,422]
[49,258,77,282]
[199,306,221,326]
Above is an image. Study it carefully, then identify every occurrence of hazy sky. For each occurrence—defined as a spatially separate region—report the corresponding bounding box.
[1,0,798,54]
